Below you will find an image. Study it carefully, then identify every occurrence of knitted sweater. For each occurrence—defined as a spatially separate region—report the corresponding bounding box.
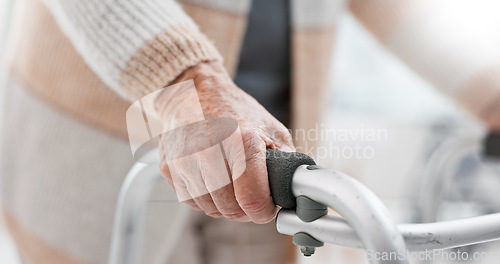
[6,0,500,145]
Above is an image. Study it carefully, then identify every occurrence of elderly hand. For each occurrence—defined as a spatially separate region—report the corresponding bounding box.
[155,61,294,224]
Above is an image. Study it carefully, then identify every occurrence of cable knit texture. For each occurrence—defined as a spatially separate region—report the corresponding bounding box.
[44,0,222,101]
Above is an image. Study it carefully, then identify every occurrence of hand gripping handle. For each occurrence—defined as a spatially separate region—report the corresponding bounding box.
[266,149,316,209]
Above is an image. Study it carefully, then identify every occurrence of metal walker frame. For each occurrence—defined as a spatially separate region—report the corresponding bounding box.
[109,133,500,264]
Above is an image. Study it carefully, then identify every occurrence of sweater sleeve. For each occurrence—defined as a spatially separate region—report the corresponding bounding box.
[43,0,222,101]
[350,0,500,127]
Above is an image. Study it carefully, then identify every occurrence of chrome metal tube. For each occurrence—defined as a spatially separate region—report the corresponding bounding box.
[111,153,500,264]
[418,135,482,222]
[291,165,408,264]
[277,211,500,251]
[108,162,164,264]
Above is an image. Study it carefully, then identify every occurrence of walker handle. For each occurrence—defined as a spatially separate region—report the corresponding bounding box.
[266,149,316,209]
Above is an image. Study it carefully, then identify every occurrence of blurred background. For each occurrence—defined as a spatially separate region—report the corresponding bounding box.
[298,8,500,264]
[1,0,499,263]
[1,0,19,263]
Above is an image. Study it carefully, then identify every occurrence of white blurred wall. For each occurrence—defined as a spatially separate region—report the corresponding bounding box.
[0,1,21,263]
[1,0,14,124]
[0,0,13,47]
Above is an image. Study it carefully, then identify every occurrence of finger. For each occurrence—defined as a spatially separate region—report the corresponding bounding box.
[176,163,221,217]
[184,198,202,211]
[210,183,250,222]
[160,146,202,211]
[269,126,296,152]
[232,131,277,224]
[189,141,242,219]
[160,161,178,195]
[192,193,222,218]
[203,122,251,221]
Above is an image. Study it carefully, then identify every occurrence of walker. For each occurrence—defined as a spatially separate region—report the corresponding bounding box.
[108,132,500,264]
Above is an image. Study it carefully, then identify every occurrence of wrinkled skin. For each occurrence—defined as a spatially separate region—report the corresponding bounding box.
[155,61,295,224]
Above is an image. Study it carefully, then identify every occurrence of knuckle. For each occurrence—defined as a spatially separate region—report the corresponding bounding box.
[206,211,223,218]
[238,197,270,215]
[241,127,266,161]
[281,132,294,146]
[222,211,247,221]
[240,129,261,147]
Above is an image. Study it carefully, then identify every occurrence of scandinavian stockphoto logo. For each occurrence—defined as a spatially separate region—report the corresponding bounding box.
[125,80,246,201]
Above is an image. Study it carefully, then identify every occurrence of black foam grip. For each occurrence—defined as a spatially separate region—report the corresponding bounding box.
[484,133,500,158]
[266,149,316,209]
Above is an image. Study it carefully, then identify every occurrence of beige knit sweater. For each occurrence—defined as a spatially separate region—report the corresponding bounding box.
[6,0,500,144]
